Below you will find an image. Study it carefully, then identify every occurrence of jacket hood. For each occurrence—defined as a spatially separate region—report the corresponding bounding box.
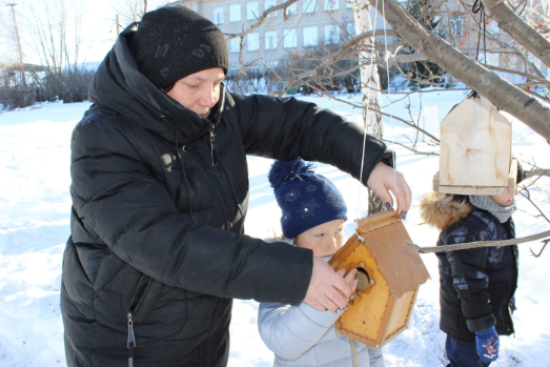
[87,24,225,145]
[419,191,474,230]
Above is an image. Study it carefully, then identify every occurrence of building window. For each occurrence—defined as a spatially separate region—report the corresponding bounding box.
[213,6,224,25]
[229,4,241,22]
[229,38,241,53]
[325,25,339,44]
[284,28,297,48]
[247,1,259,20]
[265,0,277,17]
[303,0,317,13]
[265,31,278,50]
[266,61,279,69]
[303,26,318,47]
[247,66,261,75]
[285,1,298,15]
[324,0,339,11]
[450,14,464,36]
[346,23,356,36]
[247,32,260,51]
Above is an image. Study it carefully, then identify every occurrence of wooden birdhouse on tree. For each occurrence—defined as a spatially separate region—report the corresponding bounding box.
[328,210,430,348]
[433,93,516,195]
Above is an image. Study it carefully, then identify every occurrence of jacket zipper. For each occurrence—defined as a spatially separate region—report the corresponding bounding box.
[209,123,217,167]
[126,274,151,367]
[201,298,226,366]
[191,149,232,229]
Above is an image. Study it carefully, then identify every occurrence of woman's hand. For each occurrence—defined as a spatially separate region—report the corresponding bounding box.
[367,162,412,216]
[342,268,358,294]
[304,257,353,312]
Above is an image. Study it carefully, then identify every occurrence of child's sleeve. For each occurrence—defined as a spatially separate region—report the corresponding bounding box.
[368,345,385,367]
[258,301,343,360]
[443,222,496,332]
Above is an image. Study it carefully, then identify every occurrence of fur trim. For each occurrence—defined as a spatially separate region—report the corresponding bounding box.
[419,192,474,230]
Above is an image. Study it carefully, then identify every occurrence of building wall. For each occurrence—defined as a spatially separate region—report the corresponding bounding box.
[178,0,390,74]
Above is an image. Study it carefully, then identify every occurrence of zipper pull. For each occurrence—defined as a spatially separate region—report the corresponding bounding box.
[209,124,218,167]
[127,312,136,367]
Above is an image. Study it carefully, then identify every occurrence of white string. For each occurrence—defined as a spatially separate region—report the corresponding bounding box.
[381,0,397,191]
[356,0,382,219]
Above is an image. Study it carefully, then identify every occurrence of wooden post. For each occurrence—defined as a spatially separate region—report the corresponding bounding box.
[7,3,26,89]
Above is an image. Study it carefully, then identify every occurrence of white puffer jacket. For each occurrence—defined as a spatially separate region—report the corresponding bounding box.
[257,243,384,367]
[258,301,384,367]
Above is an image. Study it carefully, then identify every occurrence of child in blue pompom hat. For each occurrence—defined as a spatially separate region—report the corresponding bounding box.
[258,158,385,367]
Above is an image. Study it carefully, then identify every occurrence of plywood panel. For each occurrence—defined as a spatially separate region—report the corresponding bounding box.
[335,246,390,346]
[440,96,511,188]
[385,290,415,339]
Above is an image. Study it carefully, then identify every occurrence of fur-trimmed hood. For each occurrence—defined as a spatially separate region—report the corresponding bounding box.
[420,192,474,230]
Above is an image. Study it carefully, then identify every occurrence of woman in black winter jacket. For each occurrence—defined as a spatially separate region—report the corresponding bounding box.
[420,166,524,367]
[61,5,411,367]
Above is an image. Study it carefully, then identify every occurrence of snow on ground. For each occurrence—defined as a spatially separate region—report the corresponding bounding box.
[0,92,549,366]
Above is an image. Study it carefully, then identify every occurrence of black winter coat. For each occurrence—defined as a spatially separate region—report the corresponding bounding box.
[420,193,517,342]
[61,28,390,367]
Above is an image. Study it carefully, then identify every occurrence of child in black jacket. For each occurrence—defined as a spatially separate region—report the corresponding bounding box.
[420,162,525,367]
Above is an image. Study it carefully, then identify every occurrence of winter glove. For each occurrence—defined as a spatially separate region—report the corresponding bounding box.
[475,326,499,364]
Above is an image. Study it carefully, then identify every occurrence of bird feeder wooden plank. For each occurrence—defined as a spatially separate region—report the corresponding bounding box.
[435,94,513,195]
[329,210,430,348]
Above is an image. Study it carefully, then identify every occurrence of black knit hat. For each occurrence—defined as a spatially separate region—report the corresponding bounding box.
[131,5,229,90]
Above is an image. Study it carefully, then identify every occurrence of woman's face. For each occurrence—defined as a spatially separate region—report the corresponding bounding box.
[295,219,346,258]
[166,67,225,118]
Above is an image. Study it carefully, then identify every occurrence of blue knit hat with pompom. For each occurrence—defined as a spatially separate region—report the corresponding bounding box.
[268,158,347,239]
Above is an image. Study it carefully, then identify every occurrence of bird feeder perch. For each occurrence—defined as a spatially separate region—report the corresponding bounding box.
[329,210,430,348]
[433,93,515,195]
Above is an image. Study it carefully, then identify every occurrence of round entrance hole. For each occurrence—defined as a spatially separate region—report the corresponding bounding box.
[356,267,371,291]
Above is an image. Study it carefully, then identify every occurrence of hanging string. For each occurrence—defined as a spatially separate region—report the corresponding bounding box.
[472,0,487,64]
[357,0,381,219]
[381,0,397,199]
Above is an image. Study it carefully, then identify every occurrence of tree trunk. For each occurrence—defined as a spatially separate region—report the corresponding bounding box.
[369,0,550,142]
[353,0,386,214]
[481,0,550,70]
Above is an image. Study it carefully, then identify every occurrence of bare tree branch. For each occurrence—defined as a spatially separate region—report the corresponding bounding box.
[381,139,439,156]
[530,239,549,258]
[321,91,441,143]
[519,189,550,224]
[387,52,428,67]
[369,0,550,142]
[524,169,550,179]
[481,0,550,70]
[226,0,300,40]
[407,230,550,253]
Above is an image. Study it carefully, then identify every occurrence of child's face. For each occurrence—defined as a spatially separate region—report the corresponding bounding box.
[490,187,518,207]
[295,219,346,257]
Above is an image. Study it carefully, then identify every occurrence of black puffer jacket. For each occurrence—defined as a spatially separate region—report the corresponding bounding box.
[61,28,390,367]
[420,193,517,342]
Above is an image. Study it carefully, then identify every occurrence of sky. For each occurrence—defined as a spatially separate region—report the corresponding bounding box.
[0,89,549,366]
[0,0,168,66]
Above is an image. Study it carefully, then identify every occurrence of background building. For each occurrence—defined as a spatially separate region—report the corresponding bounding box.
[178,0,390,76]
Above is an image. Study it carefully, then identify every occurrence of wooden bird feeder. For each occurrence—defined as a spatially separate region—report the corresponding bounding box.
[433,93,515,195]
[328,210,430,348]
